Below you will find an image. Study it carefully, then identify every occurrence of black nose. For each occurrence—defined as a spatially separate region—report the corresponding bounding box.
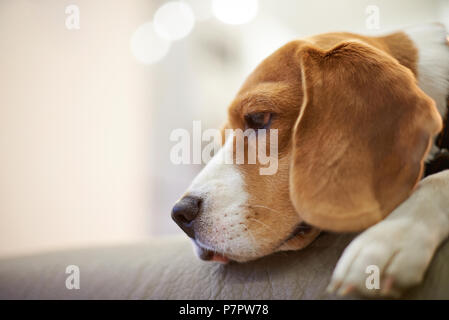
[171,195,201,238]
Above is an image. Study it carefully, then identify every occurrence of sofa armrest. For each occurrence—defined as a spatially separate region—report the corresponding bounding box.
[0,233,448,299]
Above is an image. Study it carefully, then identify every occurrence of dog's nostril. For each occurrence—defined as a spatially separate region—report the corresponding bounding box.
[171,195,202,238]
[172,197,201,222]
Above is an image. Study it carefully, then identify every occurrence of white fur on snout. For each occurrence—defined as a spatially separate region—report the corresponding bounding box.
[185,133,257,259]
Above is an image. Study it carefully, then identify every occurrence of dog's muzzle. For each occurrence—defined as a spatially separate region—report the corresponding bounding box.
[171,195,231,263]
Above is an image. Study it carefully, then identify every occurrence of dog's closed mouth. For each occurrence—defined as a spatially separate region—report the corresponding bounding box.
[286,222,313,241]
[194,241,230,264]
[275,221,321,252]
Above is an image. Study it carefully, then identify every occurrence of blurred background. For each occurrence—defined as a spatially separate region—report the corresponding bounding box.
[0,0,448,257]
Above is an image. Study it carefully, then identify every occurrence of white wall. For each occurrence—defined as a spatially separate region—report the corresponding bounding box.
[0,0,446,257]
[0,0,154,257]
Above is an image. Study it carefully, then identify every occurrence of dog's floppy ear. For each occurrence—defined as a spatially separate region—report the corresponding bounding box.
[289,41,442,232]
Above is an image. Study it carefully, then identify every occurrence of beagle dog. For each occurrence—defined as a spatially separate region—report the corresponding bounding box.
[172,23,449,297]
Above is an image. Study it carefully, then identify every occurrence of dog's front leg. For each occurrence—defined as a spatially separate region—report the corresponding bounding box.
[327,170,449,297]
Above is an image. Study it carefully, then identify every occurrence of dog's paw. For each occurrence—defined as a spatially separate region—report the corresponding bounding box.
[327,216,435,298]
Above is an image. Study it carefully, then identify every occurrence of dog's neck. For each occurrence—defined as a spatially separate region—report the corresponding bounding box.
[438,108,449,150]
[393,24,449,173]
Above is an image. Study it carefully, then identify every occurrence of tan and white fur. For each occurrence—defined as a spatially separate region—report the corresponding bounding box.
[172,23,449,297]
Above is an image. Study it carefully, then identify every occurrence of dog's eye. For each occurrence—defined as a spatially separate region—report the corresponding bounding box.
[244,112,272,130]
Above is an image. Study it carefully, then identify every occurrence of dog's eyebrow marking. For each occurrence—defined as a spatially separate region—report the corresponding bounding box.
[232,82,294,114]
[233,93,277,113]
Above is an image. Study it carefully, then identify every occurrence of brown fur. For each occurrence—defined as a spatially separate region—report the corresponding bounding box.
[291,41,441,231]
[224,32,442,241]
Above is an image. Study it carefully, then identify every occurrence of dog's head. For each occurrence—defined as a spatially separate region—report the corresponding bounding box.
[172,39,442,263]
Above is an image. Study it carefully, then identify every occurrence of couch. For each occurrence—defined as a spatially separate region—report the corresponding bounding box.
[0,232,448,299]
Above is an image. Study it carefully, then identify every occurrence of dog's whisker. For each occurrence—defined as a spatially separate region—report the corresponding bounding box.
[249,204,281,214]
[248,217,273,231]
[247,217,287,244]
[242,223,258,256]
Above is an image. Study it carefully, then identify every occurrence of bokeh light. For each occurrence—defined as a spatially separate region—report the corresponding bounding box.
[212,0,258,25]
[154,1,195,41]
[184,0,212,21]
[130,22,171,65]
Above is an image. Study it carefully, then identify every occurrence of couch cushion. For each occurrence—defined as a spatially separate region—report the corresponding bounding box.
[0,233,448,299]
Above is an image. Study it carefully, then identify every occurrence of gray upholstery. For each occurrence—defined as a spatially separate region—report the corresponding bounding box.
[0,233,448,299]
